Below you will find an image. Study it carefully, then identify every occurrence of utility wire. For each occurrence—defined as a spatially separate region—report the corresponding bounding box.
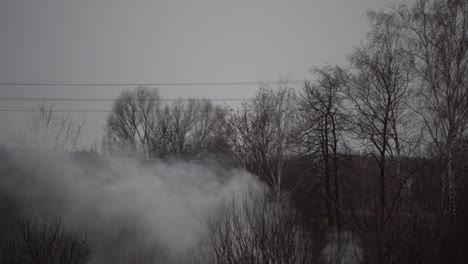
[0,109,111,113]
[0,97,253,111]
[0,109,256,113]
[0,80,303,86]
[0,80,303,111]
[0,97,253,102]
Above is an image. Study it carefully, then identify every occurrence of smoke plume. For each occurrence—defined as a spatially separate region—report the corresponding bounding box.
[0,149,263,263]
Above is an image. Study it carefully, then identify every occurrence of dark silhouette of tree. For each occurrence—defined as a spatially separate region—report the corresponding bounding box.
[152,99,228,158]
[298,66,348,230]
[103,87,228,159]
[104,86,161,158]
[345,10,420,264]
[0,216,94,264]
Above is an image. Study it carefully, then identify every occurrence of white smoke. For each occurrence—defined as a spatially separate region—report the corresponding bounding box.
[0,149,264,263]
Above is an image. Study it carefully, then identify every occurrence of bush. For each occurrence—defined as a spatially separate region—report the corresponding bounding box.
[188,191,326,264]
[0,216,94,264]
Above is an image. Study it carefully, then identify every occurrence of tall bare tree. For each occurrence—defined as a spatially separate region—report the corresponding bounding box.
[229,84,298,200]
[298,66,348,230]
[397,0,468,223]
[345,10,417,264]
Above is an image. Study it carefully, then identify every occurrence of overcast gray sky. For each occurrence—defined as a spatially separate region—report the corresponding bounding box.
[0,0,403,147]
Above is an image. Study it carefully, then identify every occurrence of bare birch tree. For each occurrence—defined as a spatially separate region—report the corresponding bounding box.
[345,10,417,264]
[397,0,468,223]
[229,84,298,200]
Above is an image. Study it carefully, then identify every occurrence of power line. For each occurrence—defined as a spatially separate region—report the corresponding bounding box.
[0,97,253,102]
[0,80,303,87]
[0,109,111,113]
[0,109,254,113]
[0,80,303,112]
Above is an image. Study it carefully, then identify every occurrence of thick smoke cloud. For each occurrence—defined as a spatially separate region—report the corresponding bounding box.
[0,149,263,263]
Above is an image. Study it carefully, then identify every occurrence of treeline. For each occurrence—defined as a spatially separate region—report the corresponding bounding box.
[101,0,468,263]
[102,88,229,159]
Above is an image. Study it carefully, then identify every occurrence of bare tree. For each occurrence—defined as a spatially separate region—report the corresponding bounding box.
[104,86,229,159]
[229,84,299,200]
[14,104,84,152]
[190,99,229,157]
[298,66,348,230]
[345,10,418,264]
[150,98,228,159]
[104,86,161,158]
[187,191,325,264]
[397,0,468,223]
[0,216,94,264]
[153,99,195,157]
